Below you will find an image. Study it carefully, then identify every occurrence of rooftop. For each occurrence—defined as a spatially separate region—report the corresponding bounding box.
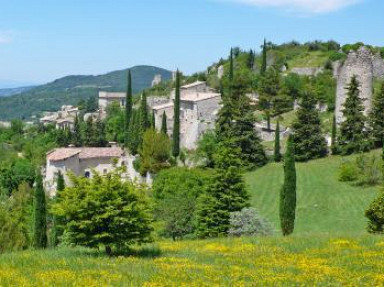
[47,147,123,162]
[181,81,206,89]
[181,92,220,102]
[99,91,126,99]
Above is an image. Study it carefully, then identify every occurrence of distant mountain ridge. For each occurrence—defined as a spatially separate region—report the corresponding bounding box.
[0,86,35,97]
[0,65,172,120]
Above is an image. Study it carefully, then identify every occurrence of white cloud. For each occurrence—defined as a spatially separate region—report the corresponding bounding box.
[0,31,13,44]
[220,0,362,14]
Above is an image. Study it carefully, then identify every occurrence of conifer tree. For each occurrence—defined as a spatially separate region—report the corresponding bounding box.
[151,111,156,130]
[247,49,255,70]
[369,82,384,147]
[140,91,150,132]
[128,109,141,155]
[72,115,82,147]
[292,91,328,161]
[274,120,282,162]
[338,76,371,155]
[125,70,133,146]
[261,38,267,75]
[331,114,338,154]
[280,135,296,236]
[161,111,167,135]
[51,171,65,247]
[172,70,181,157]
[84,116,95,146]
[95,119,107,147]
[195,141,250,238]
[33,172,47,249]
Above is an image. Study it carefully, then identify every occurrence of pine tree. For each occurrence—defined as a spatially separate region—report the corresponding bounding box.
[232,96,267,169]
[292,91,328,161]
[125,70,133,146]
[33,172,47,249]
[72,115,82,147]
[195,141,250,238]
[172,70,181,157]
[369,82,384,147]
[261,38,267,75]
[331,114,338,154]
[128,109,141,155]
[280,135,296,236]
[161,111,167,135]
[274,120,282,162]
[338,76,372,155]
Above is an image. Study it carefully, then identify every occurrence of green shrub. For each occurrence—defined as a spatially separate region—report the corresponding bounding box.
[338,160,358,182]
[366,190,384,233]
[228,208,273,237]
[329,52,347,62]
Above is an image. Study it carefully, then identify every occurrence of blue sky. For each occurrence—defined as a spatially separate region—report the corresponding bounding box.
[0,0,382,88]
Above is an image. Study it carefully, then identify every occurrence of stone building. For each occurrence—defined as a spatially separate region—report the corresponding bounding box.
[335,46,374,124]
[152,81,221,150]
[44,147,144,195]
[40,105,79,129]
[98,91,126,111]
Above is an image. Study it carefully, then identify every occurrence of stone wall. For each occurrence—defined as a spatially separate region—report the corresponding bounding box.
[335,46,373,124]
[291,67,324,76]
[373,53,384,79]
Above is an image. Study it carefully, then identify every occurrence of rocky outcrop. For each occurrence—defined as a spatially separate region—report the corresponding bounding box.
[335,46,373,124]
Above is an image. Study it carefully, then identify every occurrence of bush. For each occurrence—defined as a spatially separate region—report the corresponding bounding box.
[366,191,384,233]
[329,52,347,62]
[338,160,358,182]
[338,154,382,186]
[381,47,384,59]
[228,208,273,237]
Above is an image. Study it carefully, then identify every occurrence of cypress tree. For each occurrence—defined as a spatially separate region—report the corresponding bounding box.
[274,120,282,162]
[331,114,338,154]
[51,171,65,247]
[280,135,296,236]
[291,91,328,161]
[84,116,95,146]
[161,111,167,135]
[125,70,133,146]
[172,70,181,157]
[140,91,150,132]
[338,76,372,155]
[151,110,156,130]
[33,172,47,249]
[247,49,255,70]
[369,82,384,147]
[261,38,267,75]
[95,119,107,147]
[72,114,82,147]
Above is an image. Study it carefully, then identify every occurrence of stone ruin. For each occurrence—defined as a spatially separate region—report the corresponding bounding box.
[335,46,374,124]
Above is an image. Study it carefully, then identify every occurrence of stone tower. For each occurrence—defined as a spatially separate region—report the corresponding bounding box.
[335,46,374,124]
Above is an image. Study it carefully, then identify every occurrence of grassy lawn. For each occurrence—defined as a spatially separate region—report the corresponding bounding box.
[287,51,332,68]
[1,235,384,285]
[245,152,380,236]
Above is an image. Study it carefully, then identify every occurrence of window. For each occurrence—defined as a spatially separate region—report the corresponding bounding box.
[84,171,90,178]
[103,169,108,175]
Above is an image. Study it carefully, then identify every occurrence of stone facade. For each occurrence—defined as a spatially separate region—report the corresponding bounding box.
[40,105,79,130]
[291,67,324,76]
[98,91,125,111]
[373,53,384,79]
[44,147,144,196]
[152,81,221,150]
[335,46,374,124]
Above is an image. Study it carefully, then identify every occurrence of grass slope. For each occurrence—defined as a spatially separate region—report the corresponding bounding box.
[245,153,380,236]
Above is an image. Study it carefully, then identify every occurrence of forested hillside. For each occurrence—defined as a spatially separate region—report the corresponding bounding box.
[0,65,172,120]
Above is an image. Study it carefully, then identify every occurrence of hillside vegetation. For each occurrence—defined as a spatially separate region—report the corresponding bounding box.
[0,66,172,120]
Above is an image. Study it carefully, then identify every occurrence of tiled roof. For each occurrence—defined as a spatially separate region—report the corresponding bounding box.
[152,102,174,110]
[47,147,123,162]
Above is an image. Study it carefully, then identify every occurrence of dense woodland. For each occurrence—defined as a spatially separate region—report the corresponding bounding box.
[1,40,384,255]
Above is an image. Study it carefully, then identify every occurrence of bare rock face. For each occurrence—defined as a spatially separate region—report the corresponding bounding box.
[335,46,374,124]
[151,74,162,87]
[217,65,224,79]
